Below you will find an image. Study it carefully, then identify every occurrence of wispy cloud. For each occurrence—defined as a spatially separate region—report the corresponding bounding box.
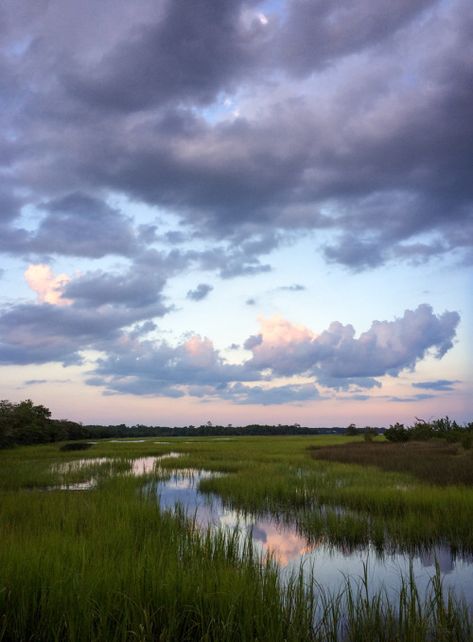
[412,379,460,392]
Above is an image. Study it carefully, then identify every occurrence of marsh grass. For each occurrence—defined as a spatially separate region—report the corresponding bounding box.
[0,477,316,641]
[1,436,473,640]
[198,458,473,552]
[311,440,473,486]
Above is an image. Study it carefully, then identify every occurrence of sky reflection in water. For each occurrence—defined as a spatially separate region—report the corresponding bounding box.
[154,469,473,603]
[50,453,181,490]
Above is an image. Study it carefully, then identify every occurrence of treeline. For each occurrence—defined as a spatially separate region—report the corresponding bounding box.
[84,423,348,439]
[2,398,471,450]
[0,398,351,449]
[0,400,90,449]
[385,417,473,447]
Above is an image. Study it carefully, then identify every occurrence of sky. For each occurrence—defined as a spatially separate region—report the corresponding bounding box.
[0,0,472,427]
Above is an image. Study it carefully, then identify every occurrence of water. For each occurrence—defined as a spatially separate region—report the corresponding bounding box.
[153,469,473,603]
[49,456,473,603]
[50,452,182,490]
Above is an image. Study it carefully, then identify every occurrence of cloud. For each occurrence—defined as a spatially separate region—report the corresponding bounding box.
[0,0,471,272]
[222,382,320,405]
[324,235,385,270]
[86,305,460,400]
[388,393,435,403]
[63,248,188,311]
[277,284,306,292]
[245,305,460,380]
[0,193,144,259]
[316,375,382,391]
[277,0,436,75]
[0,0,470,409]
[33,193,139,258]
[88,334,261,397]
[62,0,267,113]
[186,283,213,302]
[0,257,171,365]
[0,191,21,225]
[192,235,276,277]
[412,379,460,391]
[24,264,71,306]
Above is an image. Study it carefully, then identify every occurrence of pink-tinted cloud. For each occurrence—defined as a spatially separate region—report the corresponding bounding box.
[246,305,460,381]
[24,264,72,306]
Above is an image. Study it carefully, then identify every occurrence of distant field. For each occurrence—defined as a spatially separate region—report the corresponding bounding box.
[1,435,472,641]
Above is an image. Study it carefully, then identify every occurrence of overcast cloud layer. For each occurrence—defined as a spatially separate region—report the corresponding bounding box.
[0,0,471,410]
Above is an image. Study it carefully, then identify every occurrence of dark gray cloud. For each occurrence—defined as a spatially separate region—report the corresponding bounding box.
[189,233,277,277]
[63,0,268,113]
[33,193,139,257]
[0,303,121,365]
[65,267,166,309]
[187,283,213,302]
[61,248,189,314]
[0,192,144,258]
[277,0,436,75]
[324,236,385,270]
[0,0,471,272]
[0,0,471,417]
[0,191,21,224]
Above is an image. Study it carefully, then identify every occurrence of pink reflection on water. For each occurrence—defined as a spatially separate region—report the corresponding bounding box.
[251,521,315,566]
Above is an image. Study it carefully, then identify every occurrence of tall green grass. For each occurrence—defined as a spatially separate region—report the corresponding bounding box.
[1,436,473,640]
[0,477,316,641]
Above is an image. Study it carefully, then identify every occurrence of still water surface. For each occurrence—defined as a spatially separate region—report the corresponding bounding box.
[153,468,473,602]
[50,453,181,489]
[50,456,473,602]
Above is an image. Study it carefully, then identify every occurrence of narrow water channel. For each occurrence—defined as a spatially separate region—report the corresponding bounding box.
[153,468,473,603]
[49,455,473,603]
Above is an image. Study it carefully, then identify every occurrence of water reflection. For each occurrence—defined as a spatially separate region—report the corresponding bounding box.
[53,457,111,475]
[153,469,473,602]
[50,452,182,490]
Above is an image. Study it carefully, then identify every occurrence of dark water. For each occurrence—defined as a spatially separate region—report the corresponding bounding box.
[154,469,473,602]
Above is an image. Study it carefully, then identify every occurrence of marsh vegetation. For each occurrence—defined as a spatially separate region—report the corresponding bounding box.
[1,435,472,640]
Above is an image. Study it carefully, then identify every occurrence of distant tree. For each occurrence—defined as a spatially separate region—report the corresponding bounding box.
[0,399,88,449]
[0,399,51,446]
[385,422,409,442]
[345,423,358,436]
[362,427,378,442]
